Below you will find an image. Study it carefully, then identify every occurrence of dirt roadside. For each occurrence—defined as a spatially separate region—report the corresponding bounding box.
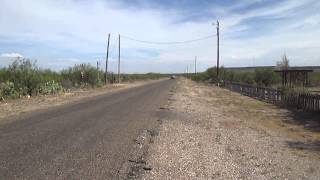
[142,78,320,179]
[0,79,164,123]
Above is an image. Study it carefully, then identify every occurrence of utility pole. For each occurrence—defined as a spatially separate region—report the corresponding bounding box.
[187,66,189,78]
[105,33,110,84]
[194,56,197,74]
[216,20,220,81]
[97,61,100,82]
[118,34,121,84]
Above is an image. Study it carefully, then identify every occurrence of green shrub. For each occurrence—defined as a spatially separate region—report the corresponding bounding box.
[189,67,218,82]
[7,59,39,95]
[190,72,210,82]
[254,68,278,87]
[309,72,320,86]
[190,67,278,86]
[37,80,63,95]
[0,59,65,98]
[231,72,255,84]
[61,64,103,87]
[0,81,19,98]
[121,73,165,82]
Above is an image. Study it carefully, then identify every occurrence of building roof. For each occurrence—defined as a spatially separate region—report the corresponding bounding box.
[274,67,313,72]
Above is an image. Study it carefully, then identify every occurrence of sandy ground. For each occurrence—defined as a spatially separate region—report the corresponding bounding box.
[142,78,320,179]
[0,80,162,123]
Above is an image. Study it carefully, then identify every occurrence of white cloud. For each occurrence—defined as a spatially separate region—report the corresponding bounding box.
[0,0,319,72]
[0,53,24,58]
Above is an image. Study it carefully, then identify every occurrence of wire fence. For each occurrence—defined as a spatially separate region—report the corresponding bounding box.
[223,82,320,112]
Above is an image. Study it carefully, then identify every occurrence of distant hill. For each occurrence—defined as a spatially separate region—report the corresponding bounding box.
[225,66,320,72]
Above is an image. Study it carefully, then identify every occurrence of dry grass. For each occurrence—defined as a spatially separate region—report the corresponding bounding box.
[212,86,320,142]
[143,78,320,179]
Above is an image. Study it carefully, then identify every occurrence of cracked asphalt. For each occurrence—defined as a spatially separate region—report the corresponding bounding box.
[0,79,175,179]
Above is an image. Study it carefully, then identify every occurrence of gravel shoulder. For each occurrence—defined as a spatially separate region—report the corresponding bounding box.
[0,79,163,124]
[142,78,320,179]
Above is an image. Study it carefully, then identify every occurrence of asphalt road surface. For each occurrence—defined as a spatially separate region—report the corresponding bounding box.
[0,79,175,179]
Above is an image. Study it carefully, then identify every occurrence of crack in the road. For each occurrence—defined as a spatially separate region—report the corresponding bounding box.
[118,91,177,179]
[117,127,160,179]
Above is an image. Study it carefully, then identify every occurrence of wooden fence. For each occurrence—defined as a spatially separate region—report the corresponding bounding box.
[224,82,320,112]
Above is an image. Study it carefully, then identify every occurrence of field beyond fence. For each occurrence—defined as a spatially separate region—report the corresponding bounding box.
[224,82,320,112]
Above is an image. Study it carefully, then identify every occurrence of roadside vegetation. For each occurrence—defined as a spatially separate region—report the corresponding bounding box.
[122,73,167,82]
[0,59,165,99]
[0,59,64,98]
[190,66,281,87]
[190,55,319,91]
[190,67,319,90]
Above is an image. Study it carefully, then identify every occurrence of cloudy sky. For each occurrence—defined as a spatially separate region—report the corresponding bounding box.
[0,0,319,73]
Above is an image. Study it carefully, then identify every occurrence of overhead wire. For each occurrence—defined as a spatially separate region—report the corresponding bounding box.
[109,36,119,60]
[121,34,216,45]
[106,36,119,73]
[105,33,216,71]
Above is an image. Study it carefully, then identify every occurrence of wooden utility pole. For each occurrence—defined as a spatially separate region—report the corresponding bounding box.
[194,56,197,74]
[97,61,100,81]
[187,66,189,78]
[105,33,110,84]
[216,20,220,80]
[118,34,121,83]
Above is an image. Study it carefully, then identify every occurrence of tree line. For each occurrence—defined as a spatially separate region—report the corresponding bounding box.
[190,66,281,87]
[190,55,319,89]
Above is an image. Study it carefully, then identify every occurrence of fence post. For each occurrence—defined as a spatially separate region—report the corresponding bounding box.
[222,82,320,112]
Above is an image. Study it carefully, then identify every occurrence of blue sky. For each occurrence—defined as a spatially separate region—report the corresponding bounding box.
[0,0,320,73]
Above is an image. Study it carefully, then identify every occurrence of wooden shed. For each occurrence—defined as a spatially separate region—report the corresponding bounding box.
[275,68,313,88]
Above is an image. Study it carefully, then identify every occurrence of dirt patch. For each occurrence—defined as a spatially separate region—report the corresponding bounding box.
[215,87,320,143]
[142,78,320,179]
[219,120,242,129]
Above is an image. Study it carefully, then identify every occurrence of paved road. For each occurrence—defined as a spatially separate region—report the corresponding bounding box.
[0,79,175,179]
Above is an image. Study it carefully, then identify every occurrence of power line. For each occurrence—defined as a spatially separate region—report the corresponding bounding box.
[121,34,216,45]
[109,36,119,60]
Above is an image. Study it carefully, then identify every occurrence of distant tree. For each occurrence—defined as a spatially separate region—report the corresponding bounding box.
[241,72,255,84]
[254,68,277,87]
[206,67,217,81]
[276,54,290,70]
[226,71,235,82]
[61,63,102,87]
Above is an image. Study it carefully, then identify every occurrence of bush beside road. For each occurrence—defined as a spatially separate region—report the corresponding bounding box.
[0,58,167,100]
